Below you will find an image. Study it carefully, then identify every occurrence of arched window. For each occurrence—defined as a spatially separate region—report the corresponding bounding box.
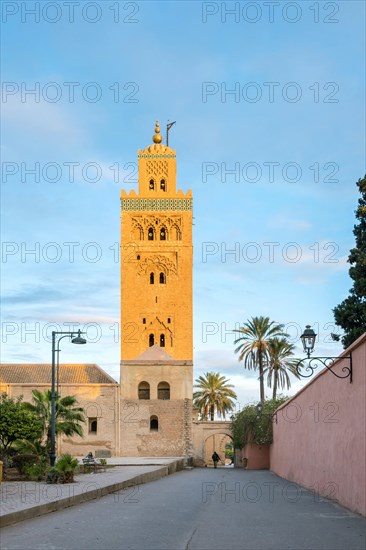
[150,272,154,284]
[159,272,166,284]
[157,382,170,400]
[149,179,155,190]
[148,227,154,240]
[160,227,167,240]
[150,416,158,431]
[138,381,150,400]
[149,333,154,347]
[160,179,166,191]
[160,334,165,347]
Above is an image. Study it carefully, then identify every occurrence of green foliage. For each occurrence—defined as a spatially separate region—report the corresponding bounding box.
[99,458,107,465]
[264,337,300,399]
[54,453,79,483]
[22,389,86,450]
[23,461,48,481]
[0,393,43,459]
[12,454,38,474]
[333,176,366,348]
[231,397,288,449]
[224,442,234,459]
[233,317,287,402]
[193,372,237,420]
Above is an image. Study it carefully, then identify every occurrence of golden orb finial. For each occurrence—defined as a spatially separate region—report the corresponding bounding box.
[152,120,163,144]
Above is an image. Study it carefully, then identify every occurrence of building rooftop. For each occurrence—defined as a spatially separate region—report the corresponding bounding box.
[0,364,118,385]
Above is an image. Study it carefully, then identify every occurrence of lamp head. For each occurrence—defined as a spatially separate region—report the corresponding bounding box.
[71,330,87,345]
[300,325,316,357]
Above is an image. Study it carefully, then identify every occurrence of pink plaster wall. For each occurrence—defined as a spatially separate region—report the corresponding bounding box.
[270,333,366,516]
[242,443,270,469]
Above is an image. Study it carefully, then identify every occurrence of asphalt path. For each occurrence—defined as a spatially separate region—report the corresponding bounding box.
[1,468,365,550]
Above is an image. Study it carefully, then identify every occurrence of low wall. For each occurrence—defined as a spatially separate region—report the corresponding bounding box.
[270,333,366,516]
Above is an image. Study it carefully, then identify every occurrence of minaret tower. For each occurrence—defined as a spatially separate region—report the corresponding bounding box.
[119,121,193,457]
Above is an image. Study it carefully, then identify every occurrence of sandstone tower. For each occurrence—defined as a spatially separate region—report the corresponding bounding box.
[119,122,193,456]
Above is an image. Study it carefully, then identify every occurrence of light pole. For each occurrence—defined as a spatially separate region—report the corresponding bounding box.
[50,330,87,466]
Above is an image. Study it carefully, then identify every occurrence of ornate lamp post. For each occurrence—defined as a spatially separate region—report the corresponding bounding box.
[295,325,352,384]
[50,330,87,466]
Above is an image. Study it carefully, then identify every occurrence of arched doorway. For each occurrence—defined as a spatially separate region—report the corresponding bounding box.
[204,433,234,467]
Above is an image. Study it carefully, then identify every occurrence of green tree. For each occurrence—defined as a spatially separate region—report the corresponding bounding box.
[193,372,237,421]
[333,176,366,348]
[233,316,286,402]
[231,397,288,449]
[264,337,300,399]
[0,393,43,459]
[22,390,86,451]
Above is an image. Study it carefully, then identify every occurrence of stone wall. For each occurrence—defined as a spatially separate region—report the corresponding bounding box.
[1,383,119,457]
[120,398,192,457]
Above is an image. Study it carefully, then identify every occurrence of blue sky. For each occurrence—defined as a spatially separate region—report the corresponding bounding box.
[1,1,365,408]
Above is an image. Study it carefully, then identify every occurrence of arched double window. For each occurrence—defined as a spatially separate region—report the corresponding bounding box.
[138,381,150,400]
[159,272,166,284]
[149,333,154,347]
[160,179,166,191]
[158,382,170,400]
[150,272,155,284]
[150,415,158,431]
[149,179,155,190]
[160,334,165,347]
[148,227,155,241]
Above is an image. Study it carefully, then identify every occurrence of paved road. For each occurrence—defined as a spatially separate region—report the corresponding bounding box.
[1,468,365,550]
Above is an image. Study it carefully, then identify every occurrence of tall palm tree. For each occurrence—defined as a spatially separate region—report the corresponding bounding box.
[22,389,85,451]
[233,316,286,402]
[193,372,237,421]
[264,337,300,399]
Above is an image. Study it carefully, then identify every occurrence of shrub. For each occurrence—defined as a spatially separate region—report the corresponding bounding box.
[55,453,79,483]
[23,462,48,481]
[12,453,38,475]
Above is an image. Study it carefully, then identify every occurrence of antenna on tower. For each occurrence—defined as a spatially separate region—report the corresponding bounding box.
[166,121,176,147]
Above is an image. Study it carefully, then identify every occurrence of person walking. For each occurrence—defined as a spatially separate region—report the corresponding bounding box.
[212,451,221,468]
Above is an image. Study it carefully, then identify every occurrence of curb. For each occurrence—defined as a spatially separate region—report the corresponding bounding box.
[1,459,184,528]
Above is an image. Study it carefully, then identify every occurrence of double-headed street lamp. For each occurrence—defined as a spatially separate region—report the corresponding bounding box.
[50,330,87,466]
[295,325,353,384]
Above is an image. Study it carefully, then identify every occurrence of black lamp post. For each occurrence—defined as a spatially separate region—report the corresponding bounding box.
[296,325,352,383]
[50,329,87,466]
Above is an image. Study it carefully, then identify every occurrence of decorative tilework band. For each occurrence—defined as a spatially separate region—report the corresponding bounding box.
[138,154,176,159]
[121,198,193,211]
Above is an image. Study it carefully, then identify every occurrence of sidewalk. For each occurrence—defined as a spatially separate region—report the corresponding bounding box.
[0,457,185,527]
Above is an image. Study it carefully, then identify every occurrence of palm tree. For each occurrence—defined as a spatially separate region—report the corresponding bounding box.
[193,372,237,421]
[264,337,301,399]
[22,389,85,451]
[233,316,286,403]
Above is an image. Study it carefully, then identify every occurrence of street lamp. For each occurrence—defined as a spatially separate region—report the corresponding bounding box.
[50,330,87,466]
[300,325,317,358]
[296,325,352,384]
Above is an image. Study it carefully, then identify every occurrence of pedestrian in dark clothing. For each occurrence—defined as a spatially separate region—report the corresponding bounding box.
[212,451,221,468]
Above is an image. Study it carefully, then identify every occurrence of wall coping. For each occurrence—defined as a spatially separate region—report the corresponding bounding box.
[120,360,193,366]
[274,331,366,414]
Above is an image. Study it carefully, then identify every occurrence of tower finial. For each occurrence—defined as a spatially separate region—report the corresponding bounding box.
[152,120,162,144]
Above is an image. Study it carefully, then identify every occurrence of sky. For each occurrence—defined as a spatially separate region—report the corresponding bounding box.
[1,0,365,410]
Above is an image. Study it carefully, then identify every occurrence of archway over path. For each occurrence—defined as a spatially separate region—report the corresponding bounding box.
[191,421,233,466]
